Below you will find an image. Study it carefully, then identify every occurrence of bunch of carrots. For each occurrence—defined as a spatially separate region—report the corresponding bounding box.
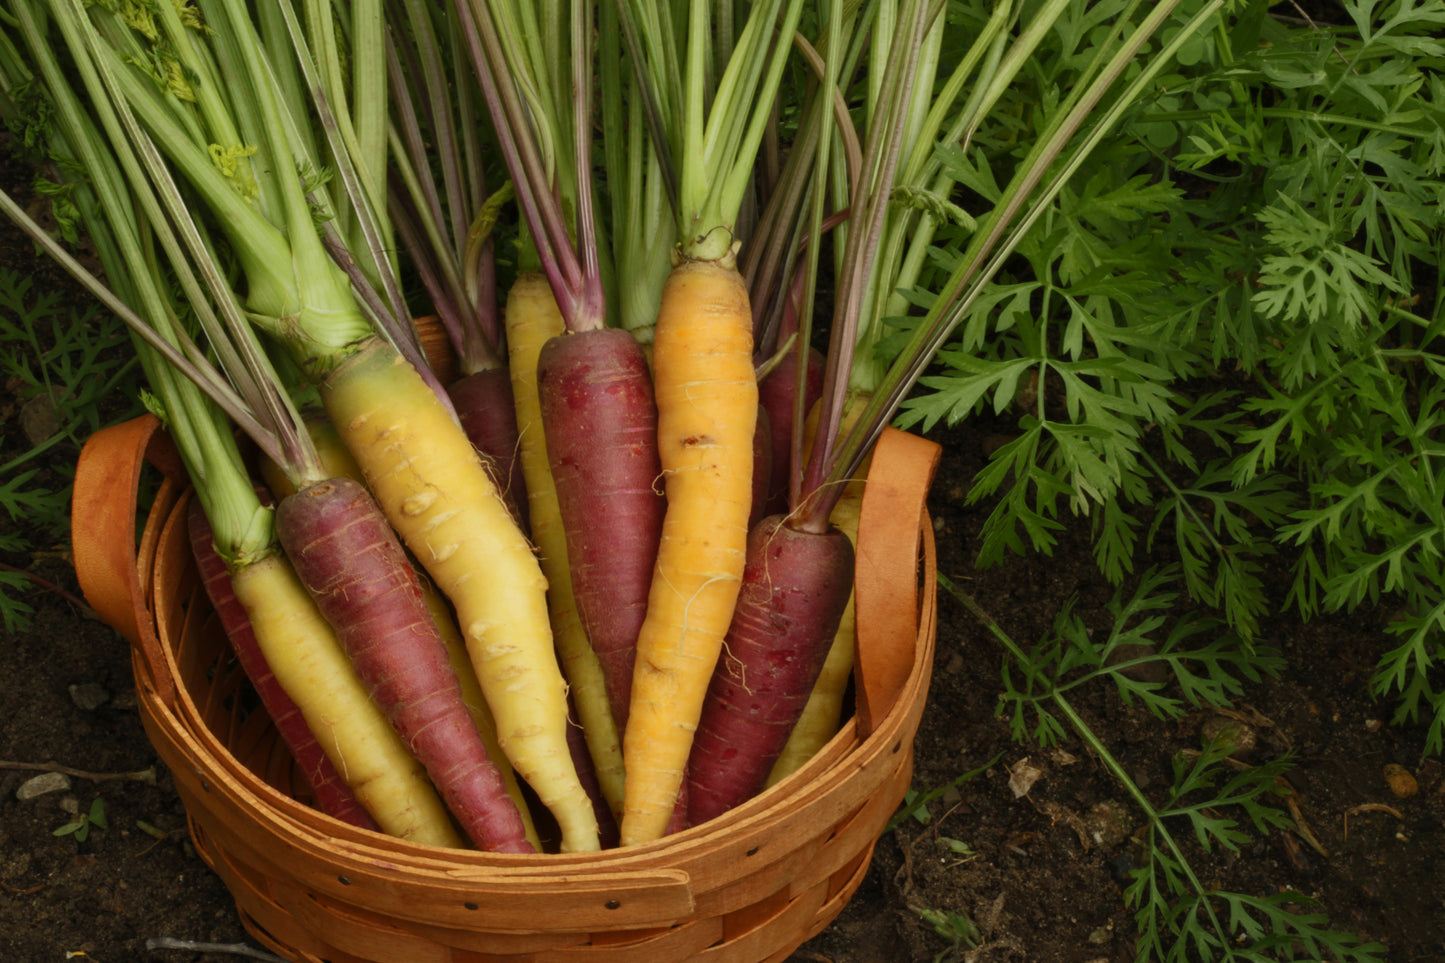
[0,0,1218,852]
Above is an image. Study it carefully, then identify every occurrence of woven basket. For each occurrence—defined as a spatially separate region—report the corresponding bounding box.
[71,414,941,963]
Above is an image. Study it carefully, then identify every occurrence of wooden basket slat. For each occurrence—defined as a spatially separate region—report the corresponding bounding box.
[699,875,827,963]
[281,878,466,963]
[758,849,874,963]
[545,917,724,963]
[135,475,182,630]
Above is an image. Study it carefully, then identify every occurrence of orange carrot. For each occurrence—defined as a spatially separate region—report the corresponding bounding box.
[621,255,758,845]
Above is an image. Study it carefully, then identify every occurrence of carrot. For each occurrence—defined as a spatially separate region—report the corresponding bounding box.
[622,256,758,845]
[758,345,825,516]
[565,695,623,850]
[259,409,364,500]
[503,274,627,819]
[609,0,804,844]
[765,472,864,786]
[765,399,872,783]
[319,337,600,852]
[537,325,664,731]
[229,548,463,848]
[186,498,378,832]
[685,515,854,825]
[447,369,530,533]
[419,573,542,851]
[253,394,539,845]
[749,407,774,529]
[276,476,534,853]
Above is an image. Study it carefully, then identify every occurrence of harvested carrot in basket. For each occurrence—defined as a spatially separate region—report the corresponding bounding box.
[613,0,806,845]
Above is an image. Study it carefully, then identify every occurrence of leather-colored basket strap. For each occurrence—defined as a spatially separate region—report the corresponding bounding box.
[852,427,941,736]
[72,414,185,673]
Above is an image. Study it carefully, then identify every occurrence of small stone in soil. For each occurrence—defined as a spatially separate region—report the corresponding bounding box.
[1383,763,1418,799]
[16,771,70,800]
[69,682,111,711]
[1200,714,1257,756]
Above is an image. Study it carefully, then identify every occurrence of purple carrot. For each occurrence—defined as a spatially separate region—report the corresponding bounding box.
[186,498,379,832]
[275,476,534,853]
[758,347,825,518]
[750,407,774,529]
[686,515,854,827]
[447,369,531,534]
[536,327,664,730]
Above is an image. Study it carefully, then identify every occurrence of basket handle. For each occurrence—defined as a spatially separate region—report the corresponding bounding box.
[853,426,941,736]
[72,414,186,692]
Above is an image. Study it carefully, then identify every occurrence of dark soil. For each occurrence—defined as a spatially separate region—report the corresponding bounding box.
[2,144,1443,963]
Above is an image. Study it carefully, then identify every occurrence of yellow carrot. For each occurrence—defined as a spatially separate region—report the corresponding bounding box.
[320,337,599,852]
[504,273,626,819]
[230,553,463,848]
[622,256,757,845]
[420,575,543,851]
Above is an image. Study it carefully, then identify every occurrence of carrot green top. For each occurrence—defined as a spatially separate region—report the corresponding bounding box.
[618,0,805,265]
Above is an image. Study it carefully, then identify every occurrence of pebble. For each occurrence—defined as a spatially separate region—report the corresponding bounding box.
[1383,763,1418,799]
[1105,642,1170,686]
[69,682,111,711]
[1084,800,1134,849]
[1200,714,1257,756]
[16,771,71,800]
[19,390,60,446]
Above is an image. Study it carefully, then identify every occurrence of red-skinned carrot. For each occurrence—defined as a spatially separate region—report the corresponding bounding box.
[454,0,665,763]
[500,271,626,818]
[187,498,378,832]
[276,476,534,853]
[537,327,664,729]
[685,515,853,825]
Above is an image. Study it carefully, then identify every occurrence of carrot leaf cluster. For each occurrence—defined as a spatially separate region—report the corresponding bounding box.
[896,0,1445,748]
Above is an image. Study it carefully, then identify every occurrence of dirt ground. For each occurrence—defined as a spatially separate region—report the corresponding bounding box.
[2,151,1444,963]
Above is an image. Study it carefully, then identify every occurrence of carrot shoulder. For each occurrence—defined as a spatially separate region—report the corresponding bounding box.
[622,257,757,846]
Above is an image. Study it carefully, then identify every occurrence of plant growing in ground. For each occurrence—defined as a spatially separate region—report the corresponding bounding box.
[917,906,981,963]
[889,751,1002,833]
[948,569,1387,963]
[53,796,107,843]
[0,267,140,631]
[892,0,1445,746]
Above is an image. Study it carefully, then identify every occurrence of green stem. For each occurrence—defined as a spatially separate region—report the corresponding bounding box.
[1142,106,1428,139]
[1049,690,1233,944]
[834,0,1223,492]
[952,576,1233,948]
